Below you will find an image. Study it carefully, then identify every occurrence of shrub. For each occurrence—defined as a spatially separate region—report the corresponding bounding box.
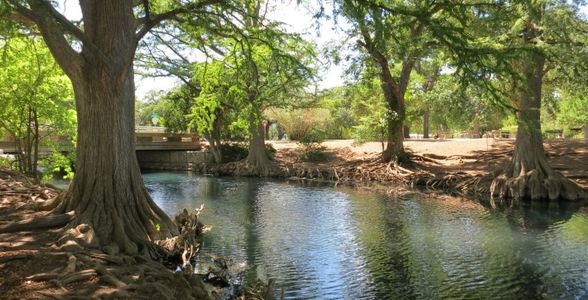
[219,142,277,162]
[268,108,333,141]
[219,143,248,162]
[298,129,328,162]
[0,156,12,169]
[265,143,277,158]
[40,152,75,181]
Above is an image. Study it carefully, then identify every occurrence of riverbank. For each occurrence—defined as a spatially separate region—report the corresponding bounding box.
[199,139,587,198]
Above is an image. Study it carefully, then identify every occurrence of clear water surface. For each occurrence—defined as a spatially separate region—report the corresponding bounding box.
[142,172,588,300]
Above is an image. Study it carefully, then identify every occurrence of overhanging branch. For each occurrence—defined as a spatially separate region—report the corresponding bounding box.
[7,0,84,79]
[135,0,224,41]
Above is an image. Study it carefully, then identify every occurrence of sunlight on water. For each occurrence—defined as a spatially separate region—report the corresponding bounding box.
[143,172,588,299]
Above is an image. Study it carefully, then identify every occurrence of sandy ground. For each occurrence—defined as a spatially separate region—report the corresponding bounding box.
[270,138,501,156]
[269,138,588,189]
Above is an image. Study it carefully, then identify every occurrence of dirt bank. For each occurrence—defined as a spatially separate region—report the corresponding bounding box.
[267,138,588,189]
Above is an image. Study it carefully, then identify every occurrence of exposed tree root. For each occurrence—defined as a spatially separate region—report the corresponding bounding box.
[0,211,73,234]
[206,155,419,187]
[489,165,586,201]
[0,253,32,263]
[156,205,205,270]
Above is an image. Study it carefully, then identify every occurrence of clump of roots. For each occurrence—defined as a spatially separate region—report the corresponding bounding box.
[489,164,586,201]
[156,205,206,270]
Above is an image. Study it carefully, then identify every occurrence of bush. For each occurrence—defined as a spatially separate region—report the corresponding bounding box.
[40,152,75,181]
[352,115,387,144]
[219,143,248,162]
[0,156,13,169]
[298,129,328,162]
[267,108,333,141]
[219,142,277,162]
[265,143,277,158]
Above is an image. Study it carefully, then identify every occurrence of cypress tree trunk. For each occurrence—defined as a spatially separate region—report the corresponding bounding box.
[205,129,222,164]
[55,67,177,254]
[204,110,223,163]
[383,117,405,162]
[490,53,585,201]
[45,2,178,254]
[377,58,406,163]
[246,114,272,169]
[423,107,430,139]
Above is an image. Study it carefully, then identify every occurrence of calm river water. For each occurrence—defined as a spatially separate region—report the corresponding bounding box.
[142,172,588,299]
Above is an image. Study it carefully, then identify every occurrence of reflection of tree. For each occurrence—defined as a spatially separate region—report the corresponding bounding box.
[479,198,583,230]
[353,194,587,299]
[479,199,587,298]
[350,194,418,299]
[241,178,262,284]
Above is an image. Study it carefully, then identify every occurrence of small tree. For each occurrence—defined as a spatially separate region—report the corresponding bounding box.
[195,0,317,172]
[333,0,472,162]
[189,61,243,163]
[0,35,75,178]
[485,0,587,201]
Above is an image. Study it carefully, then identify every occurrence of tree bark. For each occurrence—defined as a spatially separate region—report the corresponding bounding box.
[379,60,407,163]
[245,113,272,169]
[472,118,481,138]
[204,119,222,164]
[423,107,430,139]
[357,24,410,163]
[491,52,585,201]
[25,106,33,176]
[32,108,39,178]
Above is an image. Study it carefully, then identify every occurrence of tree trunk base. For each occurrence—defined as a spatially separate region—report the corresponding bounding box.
[50,185,179,258]
[490,160,586,201]
[382,150,411,165]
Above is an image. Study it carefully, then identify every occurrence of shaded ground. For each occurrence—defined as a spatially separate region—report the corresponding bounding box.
[269,138,588,189]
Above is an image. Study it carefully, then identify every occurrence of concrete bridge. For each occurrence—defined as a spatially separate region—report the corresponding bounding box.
[0,127,212,171]
[0,127,201,154]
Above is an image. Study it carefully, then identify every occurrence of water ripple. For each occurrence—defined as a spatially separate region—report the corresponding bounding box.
[143,172,588,299]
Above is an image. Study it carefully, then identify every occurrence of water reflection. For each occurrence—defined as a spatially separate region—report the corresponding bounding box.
[143,172,588,299]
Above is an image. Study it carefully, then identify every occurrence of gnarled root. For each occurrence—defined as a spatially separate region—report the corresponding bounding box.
[0,211,73,234]
[490,162,586,201]
[156,205,205,270]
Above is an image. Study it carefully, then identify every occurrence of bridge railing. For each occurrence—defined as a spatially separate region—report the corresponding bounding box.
[1,131,201,153]
[135,132,201,151]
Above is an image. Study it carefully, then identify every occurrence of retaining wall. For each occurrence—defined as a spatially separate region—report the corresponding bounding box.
[136,150,213,171]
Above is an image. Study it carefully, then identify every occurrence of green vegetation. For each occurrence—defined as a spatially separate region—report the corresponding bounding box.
[0,35,75,179]
[298,129,329,162]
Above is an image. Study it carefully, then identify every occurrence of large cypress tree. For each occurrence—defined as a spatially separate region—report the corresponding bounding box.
[3,0,229,255]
